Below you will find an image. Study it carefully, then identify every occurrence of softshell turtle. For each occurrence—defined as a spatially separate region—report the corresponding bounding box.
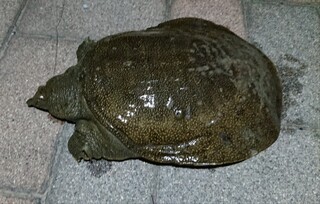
[27,17,282,166]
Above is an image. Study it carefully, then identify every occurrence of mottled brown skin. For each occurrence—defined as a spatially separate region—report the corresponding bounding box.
[27,17,282,166]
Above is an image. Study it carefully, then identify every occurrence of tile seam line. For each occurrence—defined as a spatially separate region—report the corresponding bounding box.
[0,123,68,198]
[150,167,160,204]
[151,0,174,202]
[53,0,66,75]
[240,0,250,40]
[0,0,29,61]
[41,123,71,203]
[14,32,82,43]
[0,188,43,201]
[164,0,174,21]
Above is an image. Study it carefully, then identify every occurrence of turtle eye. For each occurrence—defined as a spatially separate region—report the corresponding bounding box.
[37,86,46,100]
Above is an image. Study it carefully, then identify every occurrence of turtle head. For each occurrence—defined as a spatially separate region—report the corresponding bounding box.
[27,66,83,121]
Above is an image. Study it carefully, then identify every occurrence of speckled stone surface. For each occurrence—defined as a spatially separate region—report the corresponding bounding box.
[18,0,167,40]
[171,0,246,38]
[0,0,319,203]
[0,0,24,45]
[0,194,38,204]
[244,1,320,129]
[0,37,62,192]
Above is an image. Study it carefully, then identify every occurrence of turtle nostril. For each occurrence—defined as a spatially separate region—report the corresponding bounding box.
[26,97,35,107]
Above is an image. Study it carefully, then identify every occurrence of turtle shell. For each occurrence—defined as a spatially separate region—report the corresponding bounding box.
[79,18,282,166]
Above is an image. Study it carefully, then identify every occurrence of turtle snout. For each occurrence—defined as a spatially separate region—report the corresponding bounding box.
[26,97,36,107]
[27,86,49,110]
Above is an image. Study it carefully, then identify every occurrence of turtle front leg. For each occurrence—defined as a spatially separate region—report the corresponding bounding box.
[68,120,104,161]
[68,120,138,162]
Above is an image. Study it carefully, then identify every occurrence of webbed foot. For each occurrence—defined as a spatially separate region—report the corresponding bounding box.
[67,120,103,161]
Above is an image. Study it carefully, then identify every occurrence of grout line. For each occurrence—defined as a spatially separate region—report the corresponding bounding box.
[281,124,320,131]
[0,124,70,202]
[40,123,73,204]
[38,123,66,195]
[0,0,29,61]
[53,0,66,75]
[240,0,250,40]
[164,0,174,21]
[150,166,160,204]
[241,0,256,43]
[16,32,82,43]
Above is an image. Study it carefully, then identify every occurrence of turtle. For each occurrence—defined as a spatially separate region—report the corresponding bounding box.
[27,17,282,167]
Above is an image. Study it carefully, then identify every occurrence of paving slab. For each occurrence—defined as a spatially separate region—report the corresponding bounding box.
[0,35,72,192]
[1,0,319,203]
[244,1,320,129]
[18,0,62,37]
[156,128,319,203]
[45,126,319,203]
[0,194,38,204]
[18,0,167,40]
[0,0,24,47]
[45,123,157,204]
[171,0,246,38]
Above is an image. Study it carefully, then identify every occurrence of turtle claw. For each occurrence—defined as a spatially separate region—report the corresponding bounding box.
[68,135,85,161]
[81,143,93,160]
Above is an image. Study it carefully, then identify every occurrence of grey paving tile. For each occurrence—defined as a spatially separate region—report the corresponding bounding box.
[55,38,79,74]
[18,0,166,40]
[46,123,156,204]
[244,2,320,129]
[0,36,65,192]
[171,0,246,38]
[3,1,317,204]
[155,128,320,203]
[0,0,24,45]
[0,194,37,204]
[17,0,61,37]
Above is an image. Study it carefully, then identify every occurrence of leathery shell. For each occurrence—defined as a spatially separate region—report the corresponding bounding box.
[80,18,282,166]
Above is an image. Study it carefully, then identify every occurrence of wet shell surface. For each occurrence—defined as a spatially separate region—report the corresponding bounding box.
[27,17,282,166]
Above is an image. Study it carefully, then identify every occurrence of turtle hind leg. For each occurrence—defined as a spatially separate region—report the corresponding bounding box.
[68,120,138,162]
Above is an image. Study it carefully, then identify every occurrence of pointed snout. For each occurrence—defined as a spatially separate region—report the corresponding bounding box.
[26,86,49,111]
[26,97,36,107]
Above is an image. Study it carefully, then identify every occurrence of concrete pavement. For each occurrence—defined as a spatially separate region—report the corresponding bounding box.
[0,0,319,203]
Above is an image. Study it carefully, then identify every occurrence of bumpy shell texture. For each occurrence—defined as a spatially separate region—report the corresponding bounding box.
[27,18,282,166]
